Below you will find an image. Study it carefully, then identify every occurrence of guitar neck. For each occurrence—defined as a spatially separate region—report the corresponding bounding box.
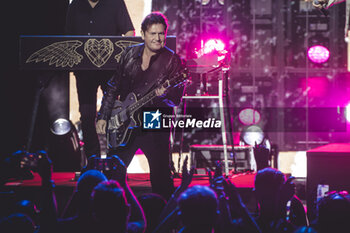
[128,88,159,113]
[127,72,186,113]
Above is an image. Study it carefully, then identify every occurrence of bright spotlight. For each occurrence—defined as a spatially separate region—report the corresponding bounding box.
[307,45,330,64]
[241,125,265,146]
[50,118,71,136]
[195,39,227,61]
[203,39,225,54]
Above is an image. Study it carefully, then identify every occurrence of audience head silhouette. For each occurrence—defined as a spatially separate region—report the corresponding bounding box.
[75,169,107,214]
[138,193,166,233]
[0,213,35,233]
[177,185,218,232]
[254,167,286,209]
[316,190,350,233]
[91,180,130,233]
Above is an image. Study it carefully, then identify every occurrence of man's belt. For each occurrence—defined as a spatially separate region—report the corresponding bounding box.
[19,35,176,70]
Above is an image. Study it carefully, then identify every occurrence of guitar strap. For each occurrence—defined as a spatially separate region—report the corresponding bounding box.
[133,47,175,98]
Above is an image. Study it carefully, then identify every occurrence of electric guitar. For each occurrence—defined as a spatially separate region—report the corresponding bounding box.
[107,69,189,148]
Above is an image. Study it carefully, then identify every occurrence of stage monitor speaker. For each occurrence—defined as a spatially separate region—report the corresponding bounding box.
[306,143,350,221]
[189,144,254,173]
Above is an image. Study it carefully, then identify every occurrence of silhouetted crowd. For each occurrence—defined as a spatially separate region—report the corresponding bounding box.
[0,151,349,233]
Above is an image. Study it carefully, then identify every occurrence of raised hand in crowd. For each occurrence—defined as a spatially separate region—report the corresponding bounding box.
[153,156,194,233]
[179,156,195,191]
[253,143,270,171]
[208,160,225,190]
[222,178,262,233]
[278,176,296,211]
[34,150,58,233]
[158,156,194,219]
[105,155,146,233]
[208,160,263,233]
[207,161,233,233]
[36,150,53,185]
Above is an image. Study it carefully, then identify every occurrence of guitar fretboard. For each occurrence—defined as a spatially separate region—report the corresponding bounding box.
[128,91,158,113]
[127,74,186,114]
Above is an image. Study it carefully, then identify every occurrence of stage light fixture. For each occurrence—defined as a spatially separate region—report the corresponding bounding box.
[203,39,225,54]
[218,0,224,5]
[50,118,72,136]
[307,45,330,64]
[201,0,224,5]
[238,108,261,126]
[241,125,265,146]
[195,39,227,62]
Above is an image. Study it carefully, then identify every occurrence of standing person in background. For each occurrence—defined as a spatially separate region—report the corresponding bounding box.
[65,0,135,159]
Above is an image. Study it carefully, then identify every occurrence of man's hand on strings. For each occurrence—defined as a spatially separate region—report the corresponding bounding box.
[96,119,107,134]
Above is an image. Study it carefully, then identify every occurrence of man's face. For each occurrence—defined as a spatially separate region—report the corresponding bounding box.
[141,23,166,53]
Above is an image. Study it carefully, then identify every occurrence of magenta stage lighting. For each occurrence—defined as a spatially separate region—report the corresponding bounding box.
[346,103,350,123]
[195,39,227,60]
[203,39,225,54]
[238,108,261,126]
[307,45,330,64]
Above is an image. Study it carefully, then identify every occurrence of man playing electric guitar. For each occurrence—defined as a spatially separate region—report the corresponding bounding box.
[96,12,187,200]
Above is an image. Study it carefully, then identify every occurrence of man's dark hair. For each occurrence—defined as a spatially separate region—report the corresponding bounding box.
[141,12,168,33]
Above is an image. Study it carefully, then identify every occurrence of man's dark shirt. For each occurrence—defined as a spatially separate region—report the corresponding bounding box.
[65,0,134,36]
[98,43,186,121]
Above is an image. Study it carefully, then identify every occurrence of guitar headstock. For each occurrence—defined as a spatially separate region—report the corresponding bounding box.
[170,68,191,87]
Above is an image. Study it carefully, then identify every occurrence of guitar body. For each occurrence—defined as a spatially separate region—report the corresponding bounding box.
[107,68,189,149]
[107,92,141,148]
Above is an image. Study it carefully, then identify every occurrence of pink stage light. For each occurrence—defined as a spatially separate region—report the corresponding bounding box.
[307,45,330,64]
[203,39,225,54]
[195,39,228,61]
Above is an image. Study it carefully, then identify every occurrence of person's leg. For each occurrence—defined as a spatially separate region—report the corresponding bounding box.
[75,71,101,158]
[75,71,114,158]
[140,131,175,200]
[108,131,141,167]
